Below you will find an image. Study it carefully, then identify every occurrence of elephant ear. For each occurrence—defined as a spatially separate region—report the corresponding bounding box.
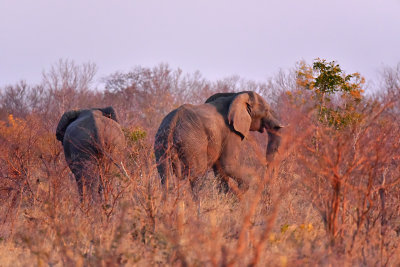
[56,110,81,142]
[228,93,251,138]
[98,106,118,122]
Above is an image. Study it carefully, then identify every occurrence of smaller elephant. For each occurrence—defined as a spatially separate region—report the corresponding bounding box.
[56,107,126,203]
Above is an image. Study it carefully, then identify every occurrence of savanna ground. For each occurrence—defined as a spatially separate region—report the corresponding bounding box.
[0,59,399,266]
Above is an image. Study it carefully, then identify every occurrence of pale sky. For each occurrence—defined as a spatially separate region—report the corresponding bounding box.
[1,0,399,88]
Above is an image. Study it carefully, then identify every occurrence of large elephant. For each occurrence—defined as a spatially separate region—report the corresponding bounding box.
[154,91,282,195]
[56,107,126,203]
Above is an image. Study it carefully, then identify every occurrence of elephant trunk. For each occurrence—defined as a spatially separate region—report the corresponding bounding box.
[263,113,283,131]
[266,130,281,162]
[264,113,283,162]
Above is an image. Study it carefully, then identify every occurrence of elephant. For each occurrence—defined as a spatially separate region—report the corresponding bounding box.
[56,106,126,203]
[154,91,283,196]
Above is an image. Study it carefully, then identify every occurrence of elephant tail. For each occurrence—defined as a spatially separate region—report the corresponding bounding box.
[56,110,81,142]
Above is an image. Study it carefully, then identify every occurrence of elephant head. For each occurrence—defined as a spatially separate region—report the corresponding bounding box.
[205,91,283,160]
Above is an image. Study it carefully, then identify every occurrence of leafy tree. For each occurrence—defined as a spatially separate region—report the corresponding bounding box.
[296,58,365,129]
[292,59,368,245]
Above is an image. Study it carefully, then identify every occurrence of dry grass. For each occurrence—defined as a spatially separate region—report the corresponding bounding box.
[1,62,400,266]
[1,105,399,266]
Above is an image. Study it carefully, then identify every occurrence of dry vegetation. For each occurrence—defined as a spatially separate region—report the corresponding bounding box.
[0,59,399,266]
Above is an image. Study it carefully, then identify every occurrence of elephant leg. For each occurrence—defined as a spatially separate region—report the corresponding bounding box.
[72,159,101,204]
[219,142,256,193]
[212,163,229,193]
[74,172,84,202]
[156,159,169,187]
[219,160,251,192]
[177,149,207,214]
[80,176,100,204]
[85,161,101,203]
[183,156,207,199]
[97,158,111,202]
[88,176,101,203]
[189,178,202,216]
[155,151,177,202]
[170,139,208,197]
[98,180,104,195]
[69,162,84,202]
[189,179,199,202]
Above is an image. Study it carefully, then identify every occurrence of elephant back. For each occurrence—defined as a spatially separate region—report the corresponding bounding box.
[56,110,81,142]
[56,107,119,142]
[92,111,126,156]
[205,92,238,103]
[96,106,118,123]
[63,110,100,153]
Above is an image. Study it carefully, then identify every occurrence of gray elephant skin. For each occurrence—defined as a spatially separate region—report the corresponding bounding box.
[56,107,126,202]
[205,92,281,193]
[154,91,282,194]
[213,133,269,194]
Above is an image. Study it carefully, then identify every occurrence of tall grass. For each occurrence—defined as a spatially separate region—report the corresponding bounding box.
[0,61,399,266]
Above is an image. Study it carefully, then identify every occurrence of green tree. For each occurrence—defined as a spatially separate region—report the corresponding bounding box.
[296,58,365,129]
